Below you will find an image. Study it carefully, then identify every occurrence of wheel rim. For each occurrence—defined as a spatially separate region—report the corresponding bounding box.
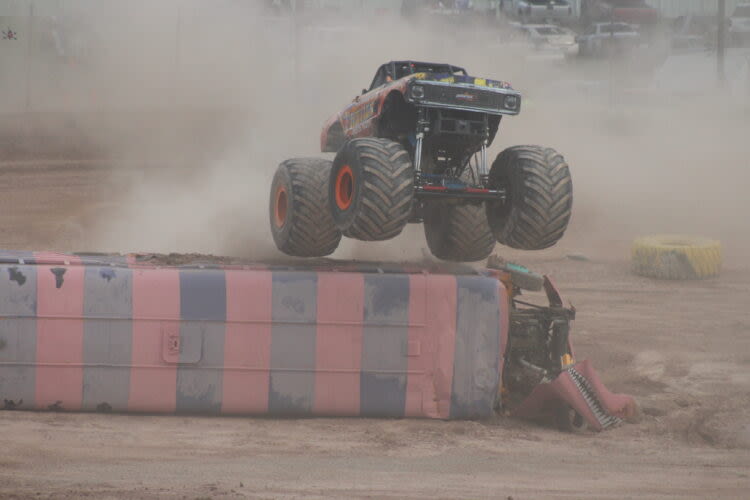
[570,409,585,430]
[274,186,288,228]
[335,165,354,211]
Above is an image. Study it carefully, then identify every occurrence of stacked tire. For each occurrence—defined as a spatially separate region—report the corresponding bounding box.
[632,235,722,280]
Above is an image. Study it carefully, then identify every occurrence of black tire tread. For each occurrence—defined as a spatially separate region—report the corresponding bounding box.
[423,159,496,262]
[425,202,496,262]
[271,158,341,257]
[488,145,573,250]
[336,138,414,241]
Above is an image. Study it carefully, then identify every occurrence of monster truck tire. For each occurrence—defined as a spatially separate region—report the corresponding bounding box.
[423,160,495,262]
[329,138,414,241]
[631,235,721,280]
[486,146,573,250]
[269,158,342,257]
[423,202,496,262]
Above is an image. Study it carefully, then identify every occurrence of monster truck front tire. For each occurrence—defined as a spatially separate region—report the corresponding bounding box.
[270,158,342,257]
[486,146,573,250]
[329,138,414,241]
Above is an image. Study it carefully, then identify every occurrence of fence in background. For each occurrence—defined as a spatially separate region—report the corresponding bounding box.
[0,1,296,113]
[647,0,743,19]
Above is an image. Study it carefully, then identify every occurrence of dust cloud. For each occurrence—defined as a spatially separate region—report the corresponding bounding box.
[9,1,748,265]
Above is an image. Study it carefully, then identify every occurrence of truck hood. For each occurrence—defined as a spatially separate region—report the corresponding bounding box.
[608,32,641,38]
[543,34,577,46]
[409,72,514,90]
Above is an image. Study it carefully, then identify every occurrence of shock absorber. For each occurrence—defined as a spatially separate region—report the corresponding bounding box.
[414,133,424,175]
[479,115,490,187]
[479,140,488,183]
[413,107,430,178]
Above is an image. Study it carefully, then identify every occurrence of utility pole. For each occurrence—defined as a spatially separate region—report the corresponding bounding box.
[293,1,301,92]
[173,0,183,109]
[608,7,615,106]
[718,0,726,85]
[25,3,34,112]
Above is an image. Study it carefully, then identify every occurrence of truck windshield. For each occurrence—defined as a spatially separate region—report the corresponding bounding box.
[394,62,466,79]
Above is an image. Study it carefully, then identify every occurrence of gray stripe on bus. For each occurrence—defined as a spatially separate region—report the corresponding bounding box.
[176,269,226,413]
[82,266,133,411]
[361,274,409,417]
[0,263,37,409]
[269,271,317,415]
[450,275,500,418]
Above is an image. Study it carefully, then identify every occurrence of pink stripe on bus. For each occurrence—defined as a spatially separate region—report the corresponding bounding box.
[34,253,84,411]
[405,274,427,417]
[418,275,457,419]
[128,268,180,413]
[221,269,273,414]
[314,272,364,416]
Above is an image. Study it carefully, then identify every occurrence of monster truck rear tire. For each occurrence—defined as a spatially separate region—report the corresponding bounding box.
[486,146,573,250]
[423,162,496,262]
[329,138,414,241]
[423,203,496,262]
[270,158,342,257]
[631,235,722,280]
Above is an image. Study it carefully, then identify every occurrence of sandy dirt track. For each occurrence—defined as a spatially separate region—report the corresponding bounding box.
[0,162,749,499]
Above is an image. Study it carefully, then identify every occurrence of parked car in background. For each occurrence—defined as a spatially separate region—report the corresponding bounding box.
[729,3,750,46]
[519,24,578,55]
[577,22,641,57]
[505,0,575,24]
[670,14,715,51]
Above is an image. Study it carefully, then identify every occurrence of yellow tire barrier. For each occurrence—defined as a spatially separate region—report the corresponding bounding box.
[631,235,722,280]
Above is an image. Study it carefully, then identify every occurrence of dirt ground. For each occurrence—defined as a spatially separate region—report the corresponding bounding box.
[0,161,749,499]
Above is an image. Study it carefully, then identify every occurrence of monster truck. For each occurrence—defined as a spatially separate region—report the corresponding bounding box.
[270,60,573,261]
